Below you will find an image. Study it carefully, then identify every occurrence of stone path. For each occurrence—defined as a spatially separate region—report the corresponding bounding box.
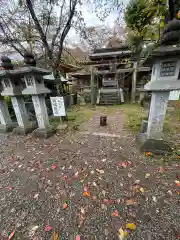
[0,107,179,239]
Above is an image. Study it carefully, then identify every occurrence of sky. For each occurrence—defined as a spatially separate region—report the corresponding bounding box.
[67,0,130,45]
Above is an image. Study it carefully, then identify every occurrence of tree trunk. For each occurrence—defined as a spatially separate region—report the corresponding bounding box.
[131,61,138,104]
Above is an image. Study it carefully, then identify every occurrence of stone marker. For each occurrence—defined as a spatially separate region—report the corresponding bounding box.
[21,51,53,138]
[136,19,180,154]
[0,57,36,134]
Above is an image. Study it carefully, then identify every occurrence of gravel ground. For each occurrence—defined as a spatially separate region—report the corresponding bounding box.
[0,107,180,239]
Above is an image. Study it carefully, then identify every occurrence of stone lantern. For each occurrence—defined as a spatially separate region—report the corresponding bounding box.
[0,56,36,134]
[137,19,180,154]
[21,52,53,138]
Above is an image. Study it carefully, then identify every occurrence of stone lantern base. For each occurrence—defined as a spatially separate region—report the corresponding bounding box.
[33,126,54,138]
[136,133,172,155]
[13,121,37,135]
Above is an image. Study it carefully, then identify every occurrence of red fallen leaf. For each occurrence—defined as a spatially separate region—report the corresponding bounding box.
[83,186,88,191]
[8,231,15,240]
[45,225,52,232]
[119,161,132,168]
[51,164,57,170]
[176,174,180,179]
[63,203,68,209]
[112,210,119,217]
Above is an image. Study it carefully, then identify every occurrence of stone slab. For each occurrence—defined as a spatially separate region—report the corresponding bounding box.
[13,121,37,135]
[136,133,172,155]
[0,122,17,133]
[33,126,54,138]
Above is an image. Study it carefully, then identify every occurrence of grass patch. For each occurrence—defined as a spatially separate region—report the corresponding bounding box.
[67,106,94,130]
[121,104,148,133]
[121,103,180,149]
[50,106,94,131]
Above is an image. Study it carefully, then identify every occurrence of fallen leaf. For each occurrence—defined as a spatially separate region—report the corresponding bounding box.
[126,223,136,231]
[145,173,150,179]
[96,169,104,174]
[112,210,119,217]
[52,231,59,240]
[145,152,152,157]
[29,226,39,237]
[101,204,107,210]
[45,225,52,232]
[75,171,79,177]
[125,198,137,206]
[139,187,145,193]
[80,207,85,214]
[102,190,106,196]
[119,161,132,168]
[128,173,132,178]
[118,228,128,240]
[83,191,90,197]
[152,196,157,202]
[167,190,173,195]
[51,164,57,170]
[63,203,68,209]
[34,193,39,199]
[8,186,12,191]
[135,179,140,184]
[8,231,15,240]
[92,182,97,187]
[175,180,180,187]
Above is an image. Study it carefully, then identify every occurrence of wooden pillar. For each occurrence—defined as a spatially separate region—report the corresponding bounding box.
[131,61,138,103]
[91,67,96,106]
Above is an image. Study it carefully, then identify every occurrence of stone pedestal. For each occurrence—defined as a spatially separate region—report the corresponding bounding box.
[147,92,169,140]
[11,96,37,134]
[32,95,53,138]
[136,133,172,155]
[0,97,16,132]
[137,92,172,154]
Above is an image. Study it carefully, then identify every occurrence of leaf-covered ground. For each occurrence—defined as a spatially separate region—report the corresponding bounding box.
[0,106,180,239]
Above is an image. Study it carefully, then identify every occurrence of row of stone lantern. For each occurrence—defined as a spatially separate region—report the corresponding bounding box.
[0,52,54,138]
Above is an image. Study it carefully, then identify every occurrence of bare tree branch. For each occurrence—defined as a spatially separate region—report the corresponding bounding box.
[51,0,66,50]
[45,4,53,36]
[25,0,53,61]
[55,0,78,68]
[0,22,24,56]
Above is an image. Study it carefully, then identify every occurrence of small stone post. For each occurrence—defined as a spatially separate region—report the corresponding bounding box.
[0,56,35,134]
[22,51,53,138]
